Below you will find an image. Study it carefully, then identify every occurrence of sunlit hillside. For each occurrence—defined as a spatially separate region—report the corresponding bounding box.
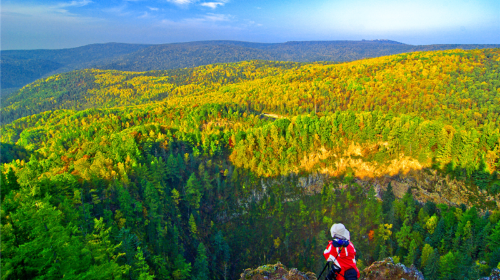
[2,49,500,280]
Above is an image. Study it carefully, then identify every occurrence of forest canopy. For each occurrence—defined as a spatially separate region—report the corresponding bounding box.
[1,48,500,279]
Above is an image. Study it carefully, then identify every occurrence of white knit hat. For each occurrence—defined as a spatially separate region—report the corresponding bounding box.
[330,223,350,240]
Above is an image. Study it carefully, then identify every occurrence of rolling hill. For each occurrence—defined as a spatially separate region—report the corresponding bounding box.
[2,48,500,280]
[3,40,500,94]
[1,43,152,94]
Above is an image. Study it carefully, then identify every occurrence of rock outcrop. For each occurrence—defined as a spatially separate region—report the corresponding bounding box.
[240,262,317,280]
[360,258,424,280]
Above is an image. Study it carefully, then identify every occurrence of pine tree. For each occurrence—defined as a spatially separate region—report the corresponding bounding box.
[117,184,135,227]
[212,230,230,280]
[84,218,130,279]
[189,213,198,236]
[382,183,395,218]
[489,248,500,273]
[404,239,418,266]
[431,218,446,248]
[134,247,154,280]
[3,168,20,196]
[167,153,179,184]
[172,254,192,280]
[2,194,90,279]
[457,252,479,280]
[177,152,186,179]
[424,248,440,280]
[185,173,202,210]
[439,251,458,280]
[420,244,434,269]
[193,242,210,280]
[488,221,500,252]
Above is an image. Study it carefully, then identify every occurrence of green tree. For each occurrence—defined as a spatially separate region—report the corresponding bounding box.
[382,183,395,214]
[189,213,198,236]
[2,194,87,279]
[488,222,500,252]
[439,251,458,280]
[185,173,202,210]
[167,153,180,183]
[84,218,130,279]
[424,248,440,280]
[404,239,418,266]
[193,242,210,280]
[420,243,434,269]
[2,168,20,196]
[134,247,154,280]
[172,254,191,280]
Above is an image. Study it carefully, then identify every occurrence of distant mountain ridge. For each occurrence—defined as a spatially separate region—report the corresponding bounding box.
[1,43,152,94]
[2,40,500,94]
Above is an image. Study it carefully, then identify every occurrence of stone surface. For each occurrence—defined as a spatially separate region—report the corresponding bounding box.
[240,262,317,280]
[360,258,424,280]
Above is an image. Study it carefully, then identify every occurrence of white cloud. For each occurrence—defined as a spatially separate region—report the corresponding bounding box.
[2,1,92,17]
[57,0,92,8]
[203,13,230,21]
[166,0,197,5]
[200,0,228,9]
[159,13,232,26]
[147,6,159,11]
[200,2,224,9]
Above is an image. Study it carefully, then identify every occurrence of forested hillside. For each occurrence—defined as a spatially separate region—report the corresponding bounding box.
[3,40,500,93]
[1,43,152,93]
[1,60,305,123]
[2,48,500,280]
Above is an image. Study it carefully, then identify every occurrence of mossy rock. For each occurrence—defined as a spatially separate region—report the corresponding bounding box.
[240,262,317,280]
[361,258,424,280]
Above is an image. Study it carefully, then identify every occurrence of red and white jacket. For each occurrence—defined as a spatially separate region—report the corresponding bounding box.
[323,240,360,280]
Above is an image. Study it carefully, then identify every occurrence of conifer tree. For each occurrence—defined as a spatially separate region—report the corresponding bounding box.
[193,242,210,280]
[134,247,154,280]
[488,222,500,252]
[457,252,479,280]
[3,168,20,196]
[424,248,440,280]
[167,153,179,183]
[405,239,418,266]
[84,218,130,279]
[185,173,202,210]
[439,251,458,280]
[189,213,198,236]
[420,244,434,269]
[172,254,192,280]
[382,183,396,223]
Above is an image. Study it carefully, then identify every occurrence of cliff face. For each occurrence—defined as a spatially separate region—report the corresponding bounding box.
[360,258,424,280]
[240,262,317,280]
[355,169,499,210]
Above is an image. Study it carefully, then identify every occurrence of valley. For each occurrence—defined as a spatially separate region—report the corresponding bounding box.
[1,47,500,280]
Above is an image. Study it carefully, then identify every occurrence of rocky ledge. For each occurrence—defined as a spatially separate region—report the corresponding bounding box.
[240,262,317,280]
[360,258,424,280]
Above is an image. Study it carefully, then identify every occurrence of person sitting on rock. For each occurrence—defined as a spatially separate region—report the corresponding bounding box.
[323,223,360,280]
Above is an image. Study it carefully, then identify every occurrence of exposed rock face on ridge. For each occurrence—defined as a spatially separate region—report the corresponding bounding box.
[360,258,424,280]
[240,262,317,280]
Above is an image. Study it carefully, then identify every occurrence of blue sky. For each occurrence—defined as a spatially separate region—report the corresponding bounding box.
[2,0,499,50]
